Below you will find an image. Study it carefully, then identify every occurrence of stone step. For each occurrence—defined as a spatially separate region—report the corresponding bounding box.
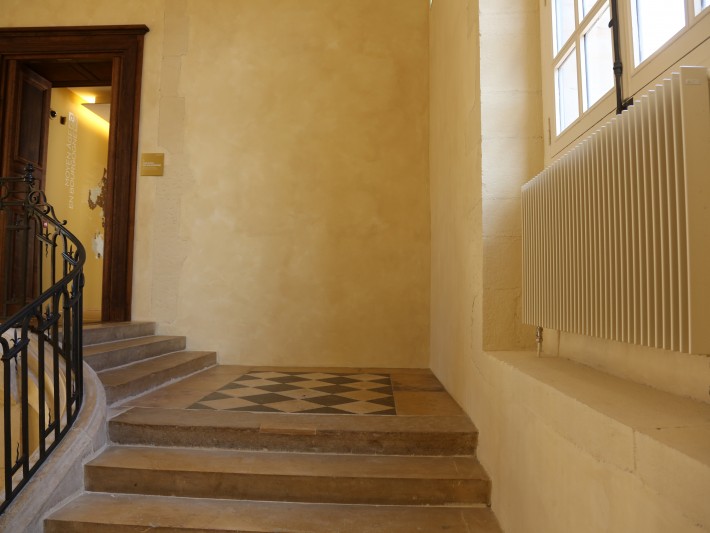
[82,321,156,346]
[45,493,502,533]
[109,407,478,456]
[84,335,187,372]
[98,351,217,405]
[85,445,490,505]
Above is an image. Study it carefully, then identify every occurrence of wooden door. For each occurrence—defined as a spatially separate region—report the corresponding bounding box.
[0,63,51,318]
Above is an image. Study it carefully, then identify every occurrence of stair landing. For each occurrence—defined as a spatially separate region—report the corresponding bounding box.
[115,365,466,416]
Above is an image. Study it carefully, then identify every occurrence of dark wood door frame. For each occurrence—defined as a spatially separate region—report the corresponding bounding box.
[0,25,149,322]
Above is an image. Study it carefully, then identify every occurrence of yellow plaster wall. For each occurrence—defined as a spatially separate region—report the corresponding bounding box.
[1,0,431,367]
[430,1,708,532]
[429,0,483,403]
[45,89,109,320]
[171,0,430,366]
[480,0,541,351]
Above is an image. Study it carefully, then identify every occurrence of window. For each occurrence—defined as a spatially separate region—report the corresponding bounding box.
[554,0,576,53]
[582,6,614,109]
[580,0,596,17]
[556,49,579,131]
[551,0,614,134]
[542,0,710,156]
[632,0,685,65]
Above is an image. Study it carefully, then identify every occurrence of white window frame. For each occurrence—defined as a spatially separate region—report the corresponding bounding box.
[541,0,710,163]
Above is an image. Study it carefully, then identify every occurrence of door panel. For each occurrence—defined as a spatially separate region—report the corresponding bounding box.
[0,63,51,318]
[6,63,51,182]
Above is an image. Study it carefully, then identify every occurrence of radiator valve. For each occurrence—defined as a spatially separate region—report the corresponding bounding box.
[535,326,543,356]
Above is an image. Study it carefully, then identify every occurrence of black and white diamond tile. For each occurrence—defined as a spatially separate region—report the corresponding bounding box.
[188,371,397,415]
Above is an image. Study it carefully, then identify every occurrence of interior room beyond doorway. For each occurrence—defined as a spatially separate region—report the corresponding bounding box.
[45,86,110,322]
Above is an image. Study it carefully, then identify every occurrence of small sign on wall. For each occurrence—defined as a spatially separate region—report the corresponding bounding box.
[140,153,165,176]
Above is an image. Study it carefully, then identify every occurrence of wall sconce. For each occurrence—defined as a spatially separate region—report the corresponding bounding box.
[82,102,111,123]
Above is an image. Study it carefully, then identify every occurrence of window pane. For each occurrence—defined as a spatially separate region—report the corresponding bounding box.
[554,0,576,53]
[556,50,579,132]
[633,0,686,64]
[580,0,599,18]
[696,0,709,14]
[583,5,613,109]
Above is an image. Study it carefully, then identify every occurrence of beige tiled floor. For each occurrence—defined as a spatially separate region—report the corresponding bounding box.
[120,366,465,417]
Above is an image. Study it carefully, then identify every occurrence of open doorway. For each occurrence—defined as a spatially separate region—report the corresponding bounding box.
[0,26,148,322]
[46,85,112,322]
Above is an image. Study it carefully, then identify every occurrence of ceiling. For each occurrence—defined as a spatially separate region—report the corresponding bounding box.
[26,60,114,122]
[26,59,112,87]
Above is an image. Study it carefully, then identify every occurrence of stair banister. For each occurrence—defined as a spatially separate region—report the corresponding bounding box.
[0,164,85,514]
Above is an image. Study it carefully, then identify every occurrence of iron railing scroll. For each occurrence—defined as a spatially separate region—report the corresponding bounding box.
[0,164,85,514]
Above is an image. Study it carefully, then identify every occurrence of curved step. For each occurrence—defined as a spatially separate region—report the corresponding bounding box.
[85,445,491,505]
[45,493,502,533]
[84,335,186,372]
[98,351,217,405]
[82,322,156,346]
[109,407,478,456]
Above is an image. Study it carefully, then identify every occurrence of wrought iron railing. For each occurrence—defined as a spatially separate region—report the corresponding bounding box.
[0,164,85,514]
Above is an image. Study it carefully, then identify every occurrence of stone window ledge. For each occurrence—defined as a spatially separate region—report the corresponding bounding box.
[488,351,710,528]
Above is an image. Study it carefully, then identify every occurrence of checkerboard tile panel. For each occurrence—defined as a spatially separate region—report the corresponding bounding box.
[188,371,397,415]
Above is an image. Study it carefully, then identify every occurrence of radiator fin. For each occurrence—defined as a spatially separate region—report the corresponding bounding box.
[523,67,710,355]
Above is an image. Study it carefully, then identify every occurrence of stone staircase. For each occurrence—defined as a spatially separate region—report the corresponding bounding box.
[82,322,216,406]
[44,323,501,532]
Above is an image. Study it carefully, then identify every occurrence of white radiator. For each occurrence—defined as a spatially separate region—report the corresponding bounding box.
[522,66,710,355]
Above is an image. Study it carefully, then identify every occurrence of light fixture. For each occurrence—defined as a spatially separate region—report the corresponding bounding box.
[70,87,112,123]
[81,102,111,122]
